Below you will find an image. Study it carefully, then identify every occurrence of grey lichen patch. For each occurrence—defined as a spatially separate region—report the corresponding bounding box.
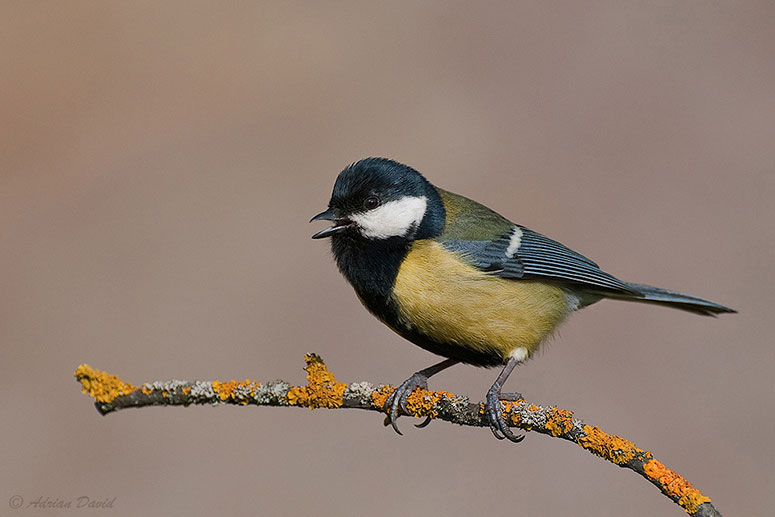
[343,381,377,406]
[143,379,189,393]
[438,394,471,413]
[142,379,203,402]
[517,404,549,428]
[230,381,259,404]
[436,394,479,425]
[566,418,587,441]
[188,381,218,402]
[253,380,291,406]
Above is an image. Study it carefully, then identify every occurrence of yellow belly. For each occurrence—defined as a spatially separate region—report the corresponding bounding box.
[391,240,571,360]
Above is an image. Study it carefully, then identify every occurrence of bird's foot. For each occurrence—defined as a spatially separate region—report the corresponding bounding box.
[383,372,431,435]
[485,388,525,443]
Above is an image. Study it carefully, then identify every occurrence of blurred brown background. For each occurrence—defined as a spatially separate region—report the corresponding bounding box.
[2,2,773,516]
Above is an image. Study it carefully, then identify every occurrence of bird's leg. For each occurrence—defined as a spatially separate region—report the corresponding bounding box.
[384,358,459,435]
[486,356,525,443]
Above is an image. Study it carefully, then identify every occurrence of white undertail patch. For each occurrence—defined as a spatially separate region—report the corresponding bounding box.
[564,292,582,311]
[510,346,529,363]
[505,227,524,258]
[351,196,428,239]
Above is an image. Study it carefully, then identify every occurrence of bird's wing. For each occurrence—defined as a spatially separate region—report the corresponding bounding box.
[442,226,639,295]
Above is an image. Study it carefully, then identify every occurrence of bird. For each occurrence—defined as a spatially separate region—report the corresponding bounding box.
[310,157,735,442]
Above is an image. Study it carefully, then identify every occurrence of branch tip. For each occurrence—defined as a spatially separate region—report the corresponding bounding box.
[74,364,137,404]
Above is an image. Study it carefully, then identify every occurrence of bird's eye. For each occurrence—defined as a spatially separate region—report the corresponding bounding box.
[363,196,380,210]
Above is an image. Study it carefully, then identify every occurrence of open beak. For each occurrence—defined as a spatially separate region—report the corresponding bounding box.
[310,208,354,239]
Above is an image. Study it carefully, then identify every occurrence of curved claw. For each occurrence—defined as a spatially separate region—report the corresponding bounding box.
[500,421,525,443]
[388,390,406,435]
[486,389,525,443]
[383,372,429,436]
[490,427,506,440]
[382,394,403,434]
[489,423,506,440]
[415,416,432,429]
[487,400,506,440]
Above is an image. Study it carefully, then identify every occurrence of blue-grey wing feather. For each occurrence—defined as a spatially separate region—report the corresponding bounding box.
[441,226,639,295]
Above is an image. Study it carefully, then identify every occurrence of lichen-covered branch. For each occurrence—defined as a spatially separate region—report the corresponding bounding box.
[75,354,721,517]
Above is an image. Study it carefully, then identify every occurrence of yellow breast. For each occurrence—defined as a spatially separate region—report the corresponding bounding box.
[391,240,572,360]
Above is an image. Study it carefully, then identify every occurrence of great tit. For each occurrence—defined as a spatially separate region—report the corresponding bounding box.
[310,157,735,442]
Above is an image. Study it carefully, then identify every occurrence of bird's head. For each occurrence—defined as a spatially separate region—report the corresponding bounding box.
[311,158,445,243]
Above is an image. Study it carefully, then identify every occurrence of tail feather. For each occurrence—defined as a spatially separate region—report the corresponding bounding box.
[609,282,736,316]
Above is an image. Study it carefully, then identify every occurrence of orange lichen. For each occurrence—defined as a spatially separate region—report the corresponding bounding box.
[286,354,346,409]
[212,380,236,401]
[404,389,454,419]
[545,408,575,437]
[578,425,646,465]
[74,364,137,404]
[182,387,191,396]
[502,401,524,426]
[212,379,256,405]
[644,459,711,513]
[478,400,526,426]
[371,385,396,411]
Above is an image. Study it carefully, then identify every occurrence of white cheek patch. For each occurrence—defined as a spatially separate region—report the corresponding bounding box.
[351,196,428,239]
[505,227,524,258]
